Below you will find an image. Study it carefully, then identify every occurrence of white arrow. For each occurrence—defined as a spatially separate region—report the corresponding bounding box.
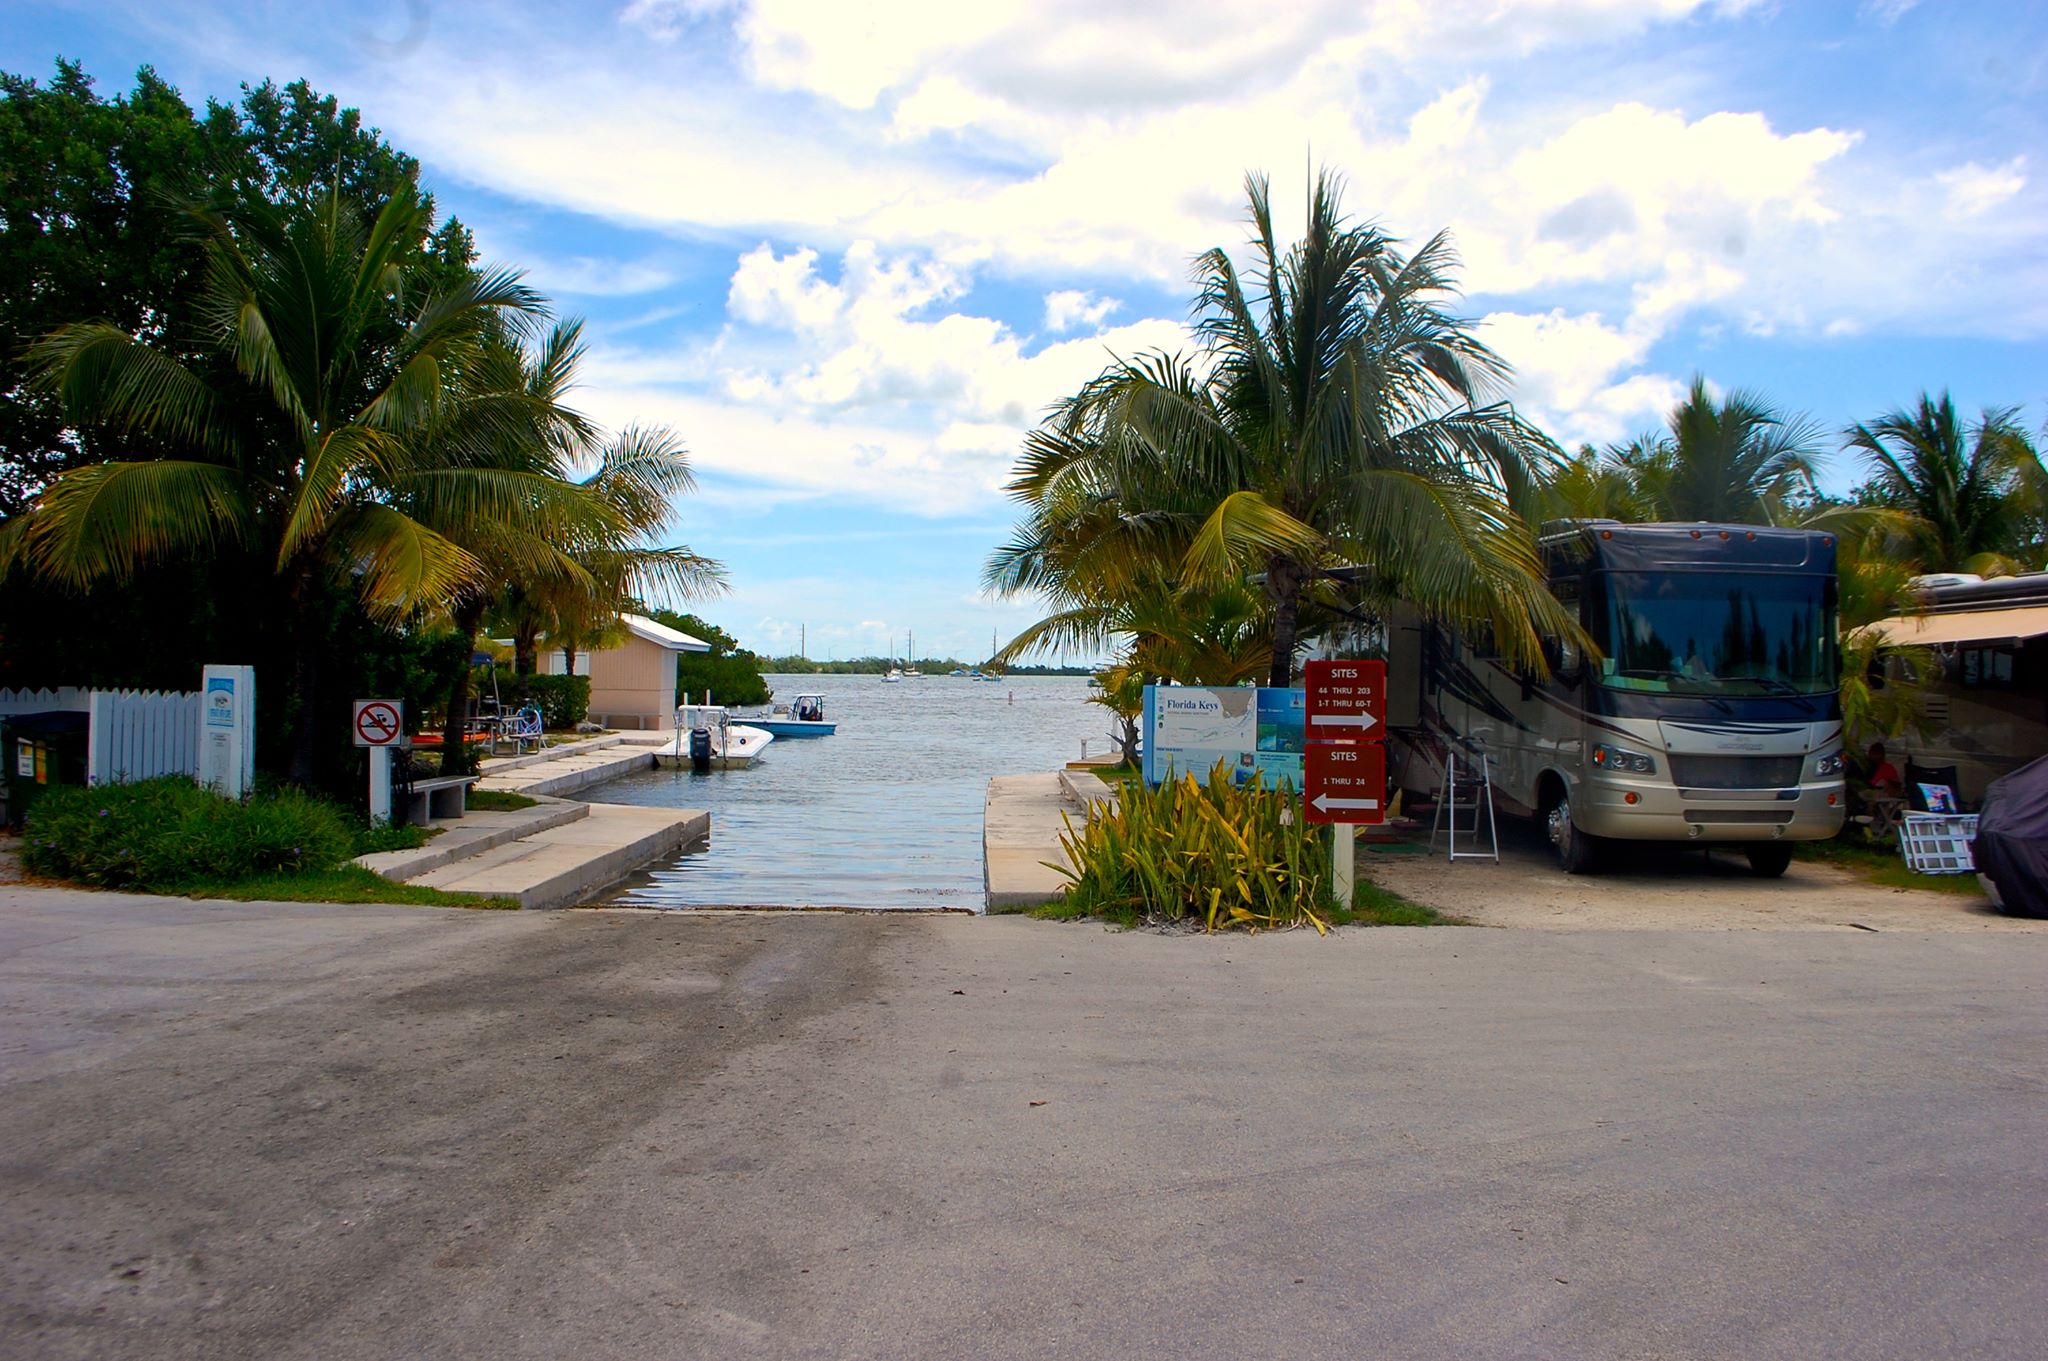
[1311,793,1380,812]
[1310,712,1378,730]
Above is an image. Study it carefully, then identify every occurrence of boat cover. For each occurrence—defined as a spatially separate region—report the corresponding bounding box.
[1973,754,2048,918]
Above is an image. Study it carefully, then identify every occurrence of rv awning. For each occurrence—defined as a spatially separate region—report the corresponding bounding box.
[1857,605,2048,649]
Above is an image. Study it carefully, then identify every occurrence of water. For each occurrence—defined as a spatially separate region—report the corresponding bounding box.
[594,674,1107,910]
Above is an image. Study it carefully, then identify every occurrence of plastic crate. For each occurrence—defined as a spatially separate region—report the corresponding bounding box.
[1898,813,1978,875]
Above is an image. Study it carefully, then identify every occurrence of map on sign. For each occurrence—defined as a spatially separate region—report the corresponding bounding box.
[1142,686,1305,789]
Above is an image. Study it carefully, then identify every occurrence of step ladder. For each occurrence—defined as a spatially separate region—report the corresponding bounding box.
[1429,746,1500,862]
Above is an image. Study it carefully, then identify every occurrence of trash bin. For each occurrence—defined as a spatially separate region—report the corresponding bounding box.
[3,710,91,829]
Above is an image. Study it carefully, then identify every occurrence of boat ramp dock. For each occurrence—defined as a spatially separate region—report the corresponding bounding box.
[356,733,706,908]
[981,766,1115,912]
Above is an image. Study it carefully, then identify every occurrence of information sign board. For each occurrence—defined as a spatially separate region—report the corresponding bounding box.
[1302,659,1386,735]
[1141,686,1305,789]
[1303,742,1387,825]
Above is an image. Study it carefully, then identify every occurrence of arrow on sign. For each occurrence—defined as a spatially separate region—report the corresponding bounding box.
[1312,793,1381,813]
[1310,712,1378,730]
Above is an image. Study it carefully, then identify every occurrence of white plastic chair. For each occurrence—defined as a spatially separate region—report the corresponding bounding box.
[506,706,545,755]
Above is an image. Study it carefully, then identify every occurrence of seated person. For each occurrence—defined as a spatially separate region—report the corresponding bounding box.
[1865,742,1904,801]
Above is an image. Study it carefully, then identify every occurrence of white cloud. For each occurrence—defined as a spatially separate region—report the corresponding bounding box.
[1043,290,1121,333]
[1480,308,1683,447]
[1936,157,2027,219]
[525,255,678,297]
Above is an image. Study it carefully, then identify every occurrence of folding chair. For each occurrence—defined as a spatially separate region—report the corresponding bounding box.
[506,706,545,755]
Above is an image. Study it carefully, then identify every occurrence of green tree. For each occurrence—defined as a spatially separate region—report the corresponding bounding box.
[1616,376,1823,524]
[990,170,1572,687]
[0,63,476,515]
[1845,392,2047,572]
[6,184,544,784]
[650,610,770,707]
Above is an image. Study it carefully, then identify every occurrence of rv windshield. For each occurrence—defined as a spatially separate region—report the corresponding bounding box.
[1592,571,1838,696]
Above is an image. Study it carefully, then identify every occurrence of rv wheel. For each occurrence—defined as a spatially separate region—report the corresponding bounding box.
[1745,844,1794,878]
[1546,789,1602,875]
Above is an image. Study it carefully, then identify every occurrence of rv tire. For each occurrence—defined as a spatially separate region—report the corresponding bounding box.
[1546,789,1602,875]
[1745,844,1794,878]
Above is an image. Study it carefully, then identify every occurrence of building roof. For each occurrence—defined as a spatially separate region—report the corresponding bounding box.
[620,613,712,652]
[1856,604,2048,649]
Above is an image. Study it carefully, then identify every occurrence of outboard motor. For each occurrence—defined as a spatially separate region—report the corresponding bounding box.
[688,725,714,775]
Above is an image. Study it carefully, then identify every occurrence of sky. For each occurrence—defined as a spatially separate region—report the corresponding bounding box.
[9,1,2047,664]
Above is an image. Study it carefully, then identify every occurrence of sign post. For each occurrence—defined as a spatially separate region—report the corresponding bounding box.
[198,665,256,800]
[1302,660,1389,908]
[353,700,403,825]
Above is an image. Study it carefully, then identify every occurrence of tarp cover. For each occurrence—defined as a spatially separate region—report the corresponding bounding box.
[1974,754,2048,918]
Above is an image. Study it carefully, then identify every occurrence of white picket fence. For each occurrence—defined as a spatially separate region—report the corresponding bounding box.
[0,687,91,716]
[0,686,201,785]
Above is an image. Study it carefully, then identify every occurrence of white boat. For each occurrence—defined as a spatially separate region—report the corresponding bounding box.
[882,667,904,684]
[751,694,836,738]
[658,704,775,769]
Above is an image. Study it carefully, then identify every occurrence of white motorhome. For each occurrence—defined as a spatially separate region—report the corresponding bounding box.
[1857,570,2048,803]
[1386,521,1848,875]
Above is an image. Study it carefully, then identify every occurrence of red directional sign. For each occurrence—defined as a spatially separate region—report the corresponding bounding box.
[1303,741,1387,825]
[353,699,403,748]
[1303,659,1386,738]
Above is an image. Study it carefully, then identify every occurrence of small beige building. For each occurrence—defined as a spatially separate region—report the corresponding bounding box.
[541,613,710,731]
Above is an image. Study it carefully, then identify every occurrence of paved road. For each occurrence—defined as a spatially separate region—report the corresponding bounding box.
[2,887,2043,1360]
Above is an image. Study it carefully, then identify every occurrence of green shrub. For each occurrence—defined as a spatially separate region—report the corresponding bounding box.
[513,674,590,728]
[1049,762,1337,931]
[22,776,356,891]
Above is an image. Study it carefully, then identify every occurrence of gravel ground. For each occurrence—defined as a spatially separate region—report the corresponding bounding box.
[1361,818,2032,932]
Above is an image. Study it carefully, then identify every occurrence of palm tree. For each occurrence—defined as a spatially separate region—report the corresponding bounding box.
[990,170,1573,688]
[7,183,548,783]
[1845,393,2046,572]
[407,322,725,771]
[1618,376,1823,524]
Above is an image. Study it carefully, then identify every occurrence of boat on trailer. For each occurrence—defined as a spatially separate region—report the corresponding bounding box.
[751,693,836,738]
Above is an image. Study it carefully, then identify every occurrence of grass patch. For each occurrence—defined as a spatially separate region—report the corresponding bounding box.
[1795,835,1986,895]
[1340,875,1455,926]
[467,789,538,812]
[353,821,436,855]
[181,864,519,909]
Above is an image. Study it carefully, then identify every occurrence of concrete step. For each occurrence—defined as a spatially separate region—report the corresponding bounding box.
[1057,767,1120,813]
[475,748,658,798]
[475,731,670,775]
[353,799,588,881]
[406,803,710,909]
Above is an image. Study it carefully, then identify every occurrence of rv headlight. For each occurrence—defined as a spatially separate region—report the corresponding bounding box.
[1590,743,1657,775]
[1812,749,1847,777]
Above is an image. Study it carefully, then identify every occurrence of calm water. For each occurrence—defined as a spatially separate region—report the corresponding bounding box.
[594,674,1105,910]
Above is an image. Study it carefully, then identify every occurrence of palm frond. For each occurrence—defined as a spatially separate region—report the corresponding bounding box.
[16,461,250,589]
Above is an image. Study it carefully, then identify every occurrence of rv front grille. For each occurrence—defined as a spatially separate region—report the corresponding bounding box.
[1681,808,1797,824]
[1667,754,1803,789]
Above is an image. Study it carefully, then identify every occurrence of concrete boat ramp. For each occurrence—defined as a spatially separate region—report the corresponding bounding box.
[357,734,706,909]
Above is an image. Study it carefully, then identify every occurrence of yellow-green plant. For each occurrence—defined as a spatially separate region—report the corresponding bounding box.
[1049,761,1334,932]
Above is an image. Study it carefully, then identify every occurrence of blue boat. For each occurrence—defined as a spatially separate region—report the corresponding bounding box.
[751,693,837,738]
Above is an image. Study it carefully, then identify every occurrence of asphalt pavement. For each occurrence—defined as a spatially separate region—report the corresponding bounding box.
[2,887,2043,1360]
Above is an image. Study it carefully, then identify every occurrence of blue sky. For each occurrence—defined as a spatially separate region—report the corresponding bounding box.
[10,1,2046,663]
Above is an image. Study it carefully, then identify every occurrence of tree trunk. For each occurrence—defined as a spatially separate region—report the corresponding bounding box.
[1114,714,1141,768]
[1265,554,1303,689]
[440,596,488,777]
[514,624,538,678]
[286,566,323,789]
